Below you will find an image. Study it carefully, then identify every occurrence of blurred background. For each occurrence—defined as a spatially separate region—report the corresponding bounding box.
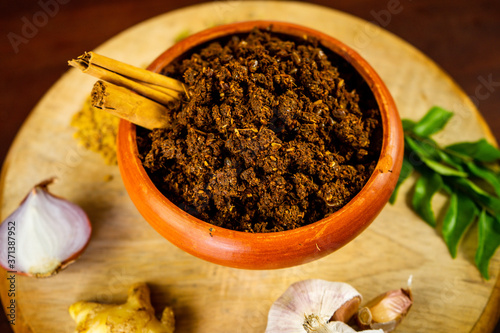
[0,0,499,332]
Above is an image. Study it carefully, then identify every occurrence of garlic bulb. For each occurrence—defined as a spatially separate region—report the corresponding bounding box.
[265,279,383,333]
[306,320,380,333]
[0,179,91,277]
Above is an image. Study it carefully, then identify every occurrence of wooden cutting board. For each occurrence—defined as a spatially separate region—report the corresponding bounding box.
[1,2,499,332]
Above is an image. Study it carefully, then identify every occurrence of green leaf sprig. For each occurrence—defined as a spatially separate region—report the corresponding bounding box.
[390,106,500,279]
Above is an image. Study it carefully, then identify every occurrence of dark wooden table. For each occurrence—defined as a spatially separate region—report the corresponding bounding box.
[1,1,499,332]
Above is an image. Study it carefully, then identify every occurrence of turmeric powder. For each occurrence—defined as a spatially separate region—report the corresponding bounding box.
[71,95,119,165]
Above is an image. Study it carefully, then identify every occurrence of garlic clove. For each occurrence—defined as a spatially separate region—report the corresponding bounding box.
[356,277,413,333]
[0,178,91,277]
[331,295,361,323]
[266,279,382,333]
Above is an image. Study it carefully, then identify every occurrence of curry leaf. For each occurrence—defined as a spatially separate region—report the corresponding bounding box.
[465,162,500,197]
[396,107,500,279]
[405,136,440,161]
[412,106,453,137]
[446,138,500,163]
[436,149,465,171]
[405,136,467,177]
[402,119,416,131]
[454,178,500,216]
[475,211,500,280]
[420,157,468,177]
[442,192,478,258]
[389,156,414,204]
[411,169,443,227]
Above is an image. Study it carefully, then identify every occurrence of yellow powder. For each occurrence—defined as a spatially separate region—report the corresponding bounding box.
[71,96,120,165]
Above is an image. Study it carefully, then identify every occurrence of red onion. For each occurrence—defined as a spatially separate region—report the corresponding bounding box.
[0,179,91,277]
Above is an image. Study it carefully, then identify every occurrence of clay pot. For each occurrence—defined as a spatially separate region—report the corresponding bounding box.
[117,21,404,269]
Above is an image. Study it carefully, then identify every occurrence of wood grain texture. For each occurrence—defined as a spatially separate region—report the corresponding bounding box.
[0,1,499,332]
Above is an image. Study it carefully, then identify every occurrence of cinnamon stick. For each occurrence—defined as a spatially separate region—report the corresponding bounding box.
[68,52,187,105]
[91,80,173,130]
[84,52,185,92]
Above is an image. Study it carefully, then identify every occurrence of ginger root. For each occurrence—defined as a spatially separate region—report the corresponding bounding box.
[69,282,175,333]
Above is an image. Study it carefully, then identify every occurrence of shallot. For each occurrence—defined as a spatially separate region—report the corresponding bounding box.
[0,178,91,277]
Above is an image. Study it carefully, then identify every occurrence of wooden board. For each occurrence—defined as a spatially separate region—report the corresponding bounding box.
[1,2,498,332]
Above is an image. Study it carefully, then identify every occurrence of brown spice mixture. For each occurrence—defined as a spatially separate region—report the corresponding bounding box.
[137,28,382,232]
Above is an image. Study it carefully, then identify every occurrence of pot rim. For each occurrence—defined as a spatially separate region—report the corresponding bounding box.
[117,20,403,268]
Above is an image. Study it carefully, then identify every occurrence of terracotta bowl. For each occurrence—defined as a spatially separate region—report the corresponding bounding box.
[117,21,404,269]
